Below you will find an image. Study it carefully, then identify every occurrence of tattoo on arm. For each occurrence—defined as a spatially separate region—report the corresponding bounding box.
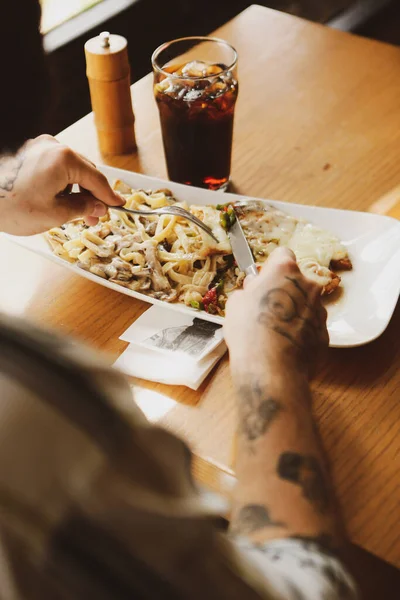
[285,275,308,301]
[260,287,299,322]
[238,381,283,442]
[0,153,24,195]
[231,504,286,535]
[257,277,321,353]
[277,452,330,514]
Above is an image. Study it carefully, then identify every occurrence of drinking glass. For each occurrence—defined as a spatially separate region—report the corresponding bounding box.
[152,36,239,191]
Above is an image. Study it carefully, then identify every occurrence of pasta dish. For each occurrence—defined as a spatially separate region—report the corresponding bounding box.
[45,180,352,316]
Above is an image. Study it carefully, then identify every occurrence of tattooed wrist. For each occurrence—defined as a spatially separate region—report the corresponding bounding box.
[236,380,283,444]
[231,504,286,535]
[277,451,330,514]
[0,152,25,197]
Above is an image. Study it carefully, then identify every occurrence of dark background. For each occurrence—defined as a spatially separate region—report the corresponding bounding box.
[45,0,400,134]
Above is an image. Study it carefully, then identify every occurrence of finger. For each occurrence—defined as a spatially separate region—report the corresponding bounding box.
[55,192,107,224]
[76,152,97,168]
[257,247,298,282]
[67,152,124,207]
[224,287,243,312]
[317,304,328,331]
[243,274,257,289]
[78,186,116,220]
[266,246,296,267]
[79,184,126,208]
[84,216,100,227]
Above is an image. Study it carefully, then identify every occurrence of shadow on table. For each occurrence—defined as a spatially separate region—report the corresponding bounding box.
[345,543,400,600]
[325,301,400,385]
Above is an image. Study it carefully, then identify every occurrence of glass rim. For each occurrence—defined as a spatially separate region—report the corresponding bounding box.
[151,36,238,81]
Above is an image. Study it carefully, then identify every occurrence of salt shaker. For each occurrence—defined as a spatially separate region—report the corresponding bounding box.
[84,31,137,155]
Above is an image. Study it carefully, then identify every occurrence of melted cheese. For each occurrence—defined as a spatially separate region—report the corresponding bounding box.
[288,223,346,267]
[237,201,349,290]
[194,201,349,290]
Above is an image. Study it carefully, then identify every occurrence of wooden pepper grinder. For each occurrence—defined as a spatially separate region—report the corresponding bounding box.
[85,31,136,155]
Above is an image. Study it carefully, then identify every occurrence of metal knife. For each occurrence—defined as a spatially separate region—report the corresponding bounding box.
[228,212,258,277]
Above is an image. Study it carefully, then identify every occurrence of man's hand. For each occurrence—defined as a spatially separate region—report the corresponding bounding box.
[0,135,123,235]
[224,247,329,375]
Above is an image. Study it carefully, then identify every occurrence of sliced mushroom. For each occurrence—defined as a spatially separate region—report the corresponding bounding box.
[115,234,143,252]
[106,257,134,282]
[88,263,108,279]
[145,221,157,236]
[147,288,178,302]
[104,263,118,279]
[137,278,151,290]
[143,241,171,292]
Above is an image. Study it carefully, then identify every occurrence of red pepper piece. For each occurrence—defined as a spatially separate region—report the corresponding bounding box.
[202,287,218,312]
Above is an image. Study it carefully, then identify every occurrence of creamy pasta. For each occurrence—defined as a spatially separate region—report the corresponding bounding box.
[45,181,351,316]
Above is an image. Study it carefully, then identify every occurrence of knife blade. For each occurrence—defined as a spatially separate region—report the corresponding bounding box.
[228,213,258,277]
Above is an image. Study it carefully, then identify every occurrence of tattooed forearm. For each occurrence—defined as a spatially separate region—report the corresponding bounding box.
[231,504,286,535]
[238,381,283,442]
[277,452,330,513]
[0,153,24,195]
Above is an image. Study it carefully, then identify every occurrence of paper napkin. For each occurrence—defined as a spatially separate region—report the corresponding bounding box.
[114,305,227,390]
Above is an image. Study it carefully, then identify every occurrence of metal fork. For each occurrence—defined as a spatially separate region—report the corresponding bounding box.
[112,205,219,242]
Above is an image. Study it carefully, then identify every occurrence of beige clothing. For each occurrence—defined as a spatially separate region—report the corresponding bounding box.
[0,316,357,599]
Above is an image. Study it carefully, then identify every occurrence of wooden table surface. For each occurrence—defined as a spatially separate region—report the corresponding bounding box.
[1,4,399,568]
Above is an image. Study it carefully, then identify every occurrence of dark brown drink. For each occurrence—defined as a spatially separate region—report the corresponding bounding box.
[152,39,239,191]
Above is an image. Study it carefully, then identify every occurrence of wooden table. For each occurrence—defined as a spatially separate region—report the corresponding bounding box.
[1,4,399,568]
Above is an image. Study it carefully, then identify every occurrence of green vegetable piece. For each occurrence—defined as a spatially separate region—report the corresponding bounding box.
[220,212,229,230]
[189,300,203,310]
[216,279,224,293]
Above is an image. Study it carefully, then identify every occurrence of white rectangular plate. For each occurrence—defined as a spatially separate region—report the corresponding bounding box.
[6,165,400,348]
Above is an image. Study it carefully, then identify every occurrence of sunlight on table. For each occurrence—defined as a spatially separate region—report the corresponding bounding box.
[40,0,103,33]
[0,239,48,315]
[132,386,177,423]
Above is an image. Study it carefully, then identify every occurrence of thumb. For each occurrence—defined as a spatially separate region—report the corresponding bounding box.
[243,274,257,289]
[55,192,107,224]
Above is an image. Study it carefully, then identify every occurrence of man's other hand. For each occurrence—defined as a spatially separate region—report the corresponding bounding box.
[224,247,329,377]
[0,135,123,235]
